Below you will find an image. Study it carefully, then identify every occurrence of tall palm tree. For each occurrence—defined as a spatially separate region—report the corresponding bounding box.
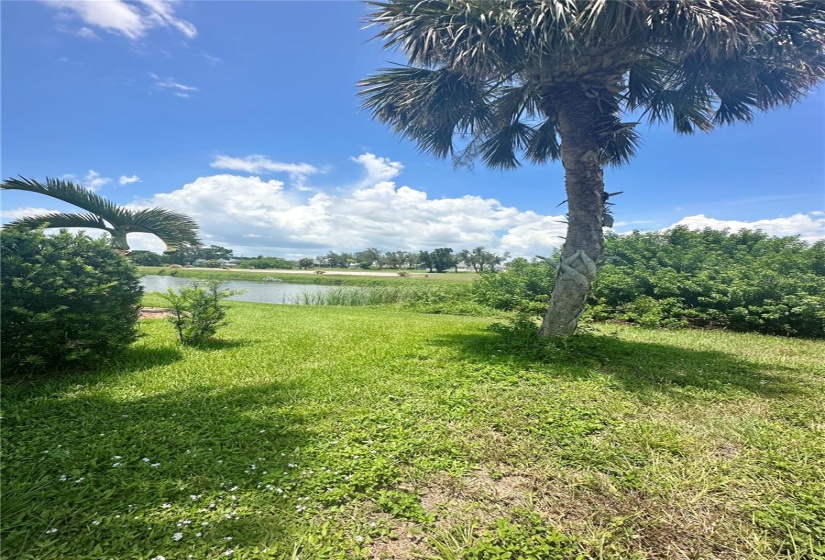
[359,0,825,336]
[2,176,200,251]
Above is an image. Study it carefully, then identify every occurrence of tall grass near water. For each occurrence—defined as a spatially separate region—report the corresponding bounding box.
[296,284,441,306]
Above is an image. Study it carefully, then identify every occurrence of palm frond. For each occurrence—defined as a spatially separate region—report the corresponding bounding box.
[1,176,126,223]
[478,121,534,169]
[125,208,201,250]
[4,212,109,232]
[359,66,491,157]
[597,121,642,167]
[524,118,561,164]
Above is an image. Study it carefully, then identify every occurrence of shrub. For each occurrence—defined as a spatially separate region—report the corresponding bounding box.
[1,228,142,374]
[472,257,555,313]
[161,280,240,346]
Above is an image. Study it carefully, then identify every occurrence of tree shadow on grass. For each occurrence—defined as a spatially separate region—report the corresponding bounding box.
[0,345,185,393]
[430,328,803,400]
[1,379,328,559]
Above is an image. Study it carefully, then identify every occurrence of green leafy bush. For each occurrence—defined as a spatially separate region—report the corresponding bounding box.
[592,228,825,337]
[161,280,240,346]
[1,228,142,374]
[473,229,824,338]
[236,256,294,269]
[472,257,555,313]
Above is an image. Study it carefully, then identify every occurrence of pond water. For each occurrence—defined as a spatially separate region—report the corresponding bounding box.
[140,275,340,305]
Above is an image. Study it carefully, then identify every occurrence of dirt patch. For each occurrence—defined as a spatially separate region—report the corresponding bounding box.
[367,518,429,560]
[139,307,175,319]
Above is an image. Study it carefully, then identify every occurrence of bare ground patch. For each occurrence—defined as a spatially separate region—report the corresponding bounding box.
[411,465,763,559]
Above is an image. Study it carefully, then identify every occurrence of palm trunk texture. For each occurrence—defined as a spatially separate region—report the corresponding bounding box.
[539,96,606,337]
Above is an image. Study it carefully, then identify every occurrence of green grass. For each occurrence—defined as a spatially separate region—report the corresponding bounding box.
[2,303,823,559]
[138,266,479,286]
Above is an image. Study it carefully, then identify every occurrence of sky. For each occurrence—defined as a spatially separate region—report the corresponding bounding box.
[2,0,824,259]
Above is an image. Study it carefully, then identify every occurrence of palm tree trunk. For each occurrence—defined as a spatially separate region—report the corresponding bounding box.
[539,96,605,337]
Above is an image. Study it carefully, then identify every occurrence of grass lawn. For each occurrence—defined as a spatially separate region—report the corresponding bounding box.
[2,303,823,559]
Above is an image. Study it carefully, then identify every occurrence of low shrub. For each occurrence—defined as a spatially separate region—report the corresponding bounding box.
[1,228,142,374]
[160,280,241,346]
[472,229,825,338]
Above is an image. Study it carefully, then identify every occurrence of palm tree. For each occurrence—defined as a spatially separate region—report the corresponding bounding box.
[359,0,825,336]
[2,176,200,251]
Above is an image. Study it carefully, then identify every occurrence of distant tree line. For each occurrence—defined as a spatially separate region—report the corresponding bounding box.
[128,244,509,272]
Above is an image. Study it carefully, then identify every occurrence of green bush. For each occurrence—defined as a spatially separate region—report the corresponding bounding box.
[472,257,554,313]
[472,229,824,338]
[161,280,240,346]
[1,228,142,374]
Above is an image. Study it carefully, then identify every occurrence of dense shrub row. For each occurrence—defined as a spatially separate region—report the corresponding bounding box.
[473,227,825,338]
[1,229,143,374]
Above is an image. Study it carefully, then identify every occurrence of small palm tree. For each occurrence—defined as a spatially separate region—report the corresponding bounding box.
[2,176,200,251]
[359,0,825,336]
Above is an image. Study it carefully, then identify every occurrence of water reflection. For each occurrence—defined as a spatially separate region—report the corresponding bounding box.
[140,275,339,305]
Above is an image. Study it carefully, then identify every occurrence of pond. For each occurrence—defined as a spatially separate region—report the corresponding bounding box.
[140,275,341,305]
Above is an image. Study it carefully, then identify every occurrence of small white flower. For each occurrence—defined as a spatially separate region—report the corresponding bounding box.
[75,477,85,483]
[224,550,234,556]
[189,494,202,501]
[150,556,166,560]
[112,456,123,460]
[202,521,209,526]
[173,532,183,541]
[112,462,122,467]
[45,528,58,534]
[195,532,202,537]
[150,463,161,468]
[354,535,364,543]
[160,503,172,509]
[142,458,151,462]
[91,520,101,526]
[229,486,239,491]
[224,536,233,541]
[59,475,69,481]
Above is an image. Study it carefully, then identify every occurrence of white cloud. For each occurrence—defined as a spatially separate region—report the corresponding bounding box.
[351,153,403,185]
[666,213,825,243]
[75,26,100,39]
[210,155,320,182]
[203,53,222,65]
[119,175,141,186]
[1,207,59,221]
[42,0,195,40]
[83,170,111,191]
[149,73,199,96]
[140,153,567,257]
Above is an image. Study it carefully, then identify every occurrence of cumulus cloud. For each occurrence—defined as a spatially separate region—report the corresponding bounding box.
[42,0,196,40]
[119,175,141,186]
[667,213,825,244]
[140,153,567,257]
[83,170,111,191]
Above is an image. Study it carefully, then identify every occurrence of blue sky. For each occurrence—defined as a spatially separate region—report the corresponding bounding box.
[2,0,824,258]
